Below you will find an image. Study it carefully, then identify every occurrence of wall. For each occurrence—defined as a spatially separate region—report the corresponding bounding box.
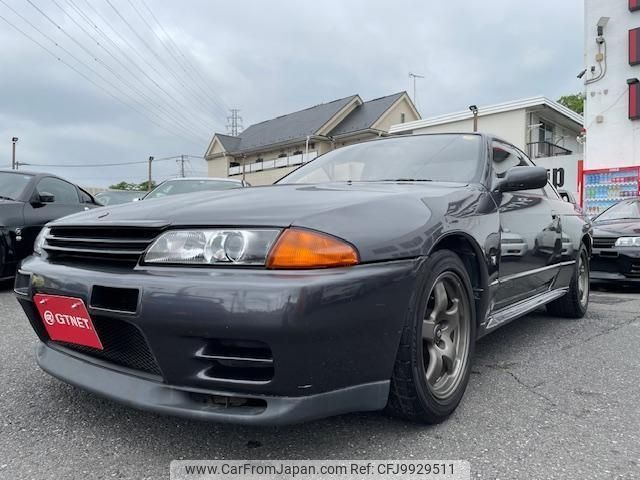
[242,166,297,185]
[408,109,528,150]
[534,154,583,199]
[584,0,640,169]
[373,97,421,132]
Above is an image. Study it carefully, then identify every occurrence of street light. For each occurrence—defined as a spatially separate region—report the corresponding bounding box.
[11,137,18,170]
[468,105,478,132]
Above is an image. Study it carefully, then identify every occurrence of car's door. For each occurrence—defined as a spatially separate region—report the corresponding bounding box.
[492,141,562,309]
[20,177,85,258]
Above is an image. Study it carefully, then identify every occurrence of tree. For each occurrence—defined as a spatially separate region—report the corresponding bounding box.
[557,93,584,115]
[109,180,156,191]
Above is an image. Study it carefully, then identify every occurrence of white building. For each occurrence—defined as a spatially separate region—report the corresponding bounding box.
[389,96,584,195]
[583,0,640,169]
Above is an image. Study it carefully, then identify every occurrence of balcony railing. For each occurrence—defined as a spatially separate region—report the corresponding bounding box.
[526,141,572,158]
[228,151,318,176]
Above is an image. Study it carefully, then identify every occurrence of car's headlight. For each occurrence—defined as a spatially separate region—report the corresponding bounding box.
[33,227,50,255]
[614,237,640,247]
[144,229,281,265]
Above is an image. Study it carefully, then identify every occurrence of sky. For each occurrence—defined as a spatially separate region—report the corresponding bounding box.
[0,0,584,188]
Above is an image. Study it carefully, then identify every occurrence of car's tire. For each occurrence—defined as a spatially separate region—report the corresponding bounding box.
[546,243,589,318]
[386,249,476,424]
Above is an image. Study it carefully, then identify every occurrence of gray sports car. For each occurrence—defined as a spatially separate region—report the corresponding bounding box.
[15,134,591,425]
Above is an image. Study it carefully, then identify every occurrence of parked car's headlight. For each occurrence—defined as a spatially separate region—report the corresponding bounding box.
[614,237,640,247]
[33,227,50,256]
[144,229,281,265]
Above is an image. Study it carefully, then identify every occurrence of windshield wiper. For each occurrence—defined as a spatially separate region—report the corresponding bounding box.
[0,195,14,201]
[376,178,434,182]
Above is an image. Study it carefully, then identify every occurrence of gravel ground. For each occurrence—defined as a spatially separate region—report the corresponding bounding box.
[1,284,639,480]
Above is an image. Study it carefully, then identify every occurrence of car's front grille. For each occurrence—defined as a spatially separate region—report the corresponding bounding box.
[44,226,163,267]
[593,237,617,249]
[50,314,162,377]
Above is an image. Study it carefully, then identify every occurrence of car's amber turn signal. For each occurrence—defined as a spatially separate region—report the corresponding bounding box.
[266,228,359,269]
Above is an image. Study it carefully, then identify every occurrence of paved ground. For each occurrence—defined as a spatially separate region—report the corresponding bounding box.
[1,283,639,480]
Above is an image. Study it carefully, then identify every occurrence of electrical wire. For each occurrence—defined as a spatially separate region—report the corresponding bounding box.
[73,0,221,131]
[0,9,203,147]
[104,0,227,122]
[49,0,212,139]
[138,0,230,115]
[25,0,209,142]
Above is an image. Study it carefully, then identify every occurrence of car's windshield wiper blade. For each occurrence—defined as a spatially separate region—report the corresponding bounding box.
[0,195,14,201]
[376,178,434,182]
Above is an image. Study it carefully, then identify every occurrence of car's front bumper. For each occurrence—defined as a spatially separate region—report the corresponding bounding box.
[591,247,640,283]
[16,255,422,424]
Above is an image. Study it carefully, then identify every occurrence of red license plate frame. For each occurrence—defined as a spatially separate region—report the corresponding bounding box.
[34,294,103,350]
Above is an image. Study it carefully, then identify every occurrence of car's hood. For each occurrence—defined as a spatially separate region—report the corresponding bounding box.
[52,182,467,228]
[51,181,483,262]
[592,219,640,237]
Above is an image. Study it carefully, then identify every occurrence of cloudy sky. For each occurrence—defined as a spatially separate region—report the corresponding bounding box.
[0,0,584,188]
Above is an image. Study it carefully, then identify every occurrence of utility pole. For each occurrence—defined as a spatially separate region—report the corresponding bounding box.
[408,73,424,107]
[11,137,18,170]
[226,109,243,136]
[178,154,186,177]
[147,156,154,191]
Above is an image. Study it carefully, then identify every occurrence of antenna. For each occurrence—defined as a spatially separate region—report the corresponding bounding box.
[226,109,243,136]
[408,72,425,107]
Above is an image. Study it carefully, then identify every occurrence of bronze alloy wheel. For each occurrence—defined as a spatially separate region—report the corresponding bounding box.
[578,249,589,308]
[421,271,471,400]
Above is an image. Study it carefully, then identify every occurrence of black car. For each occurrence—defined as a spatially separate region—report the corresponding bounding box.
[0,170,99,279]
[15,134,591,425]
[590,198,640,283]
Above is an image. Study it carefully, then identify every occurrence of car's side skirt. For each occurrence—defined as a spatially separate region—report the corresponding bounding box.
[485,287,569,330]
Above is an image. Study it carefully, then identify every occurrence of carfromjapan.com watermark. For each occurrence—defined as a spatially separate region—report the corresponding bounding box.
[170,460,470,480]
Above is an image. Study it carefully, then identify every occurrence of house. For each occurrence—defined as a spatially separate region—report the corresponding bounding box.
[389,96,583,159]
[389,96,584,196]
[205,92,420,185]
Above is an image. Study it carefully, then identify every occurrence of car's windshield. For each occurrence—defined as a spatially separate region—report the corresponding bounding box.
[0,172,33,200]
[144,179,241,199]
[278,134,483,185]
[95,190,142,205]
[595,199,640,221]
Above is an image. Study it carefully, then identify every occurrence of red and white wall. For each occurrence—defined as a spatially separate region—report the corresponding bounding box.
[584,0,640,170]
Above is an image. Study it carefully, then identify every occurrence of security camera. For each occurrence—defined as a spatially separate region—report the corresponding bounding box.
[468,105,478,113]
[577,69,587,79]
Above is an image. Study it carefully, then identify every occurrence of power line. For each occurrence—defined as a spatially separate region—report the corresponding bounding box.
[127,0,229,118]
[26,0,208,142]
[72,0,220,131]
[139,0,228,113]
[50,0,212,139]
[22,156,182,168]
[104,0,226,123]
[0,9,203,147]
[2,1,205,146]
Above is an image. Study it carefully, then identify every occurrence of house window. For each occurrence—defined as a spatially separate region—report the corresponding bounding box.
[538,121,554,143]
[293,150,303,155]
[400,113,406,123]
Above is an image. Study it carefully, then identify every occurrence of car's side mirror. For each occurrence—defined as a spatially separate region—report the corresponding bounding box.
[31,192,55,205]
[38,192,55,203]
[495,166,548,193]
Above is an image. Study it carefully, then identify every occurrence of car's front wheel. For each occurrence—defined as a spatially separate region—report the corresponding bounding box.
[386,250,475,423]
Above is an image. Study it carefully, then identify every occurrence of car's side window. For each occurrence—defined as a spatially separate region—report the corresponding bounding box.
[36,177,80,204]
[78,188,95,204]
[492,141,543,195]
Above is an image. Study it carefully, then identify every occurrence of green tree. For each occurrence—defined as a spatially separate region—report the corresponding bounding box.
[557,93,584,115]
[137,180,157,191]
[109,180,156,191]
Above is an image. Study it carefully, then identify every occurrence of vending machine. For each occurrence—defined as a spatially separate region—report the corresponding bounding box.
[582,166,640,216]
